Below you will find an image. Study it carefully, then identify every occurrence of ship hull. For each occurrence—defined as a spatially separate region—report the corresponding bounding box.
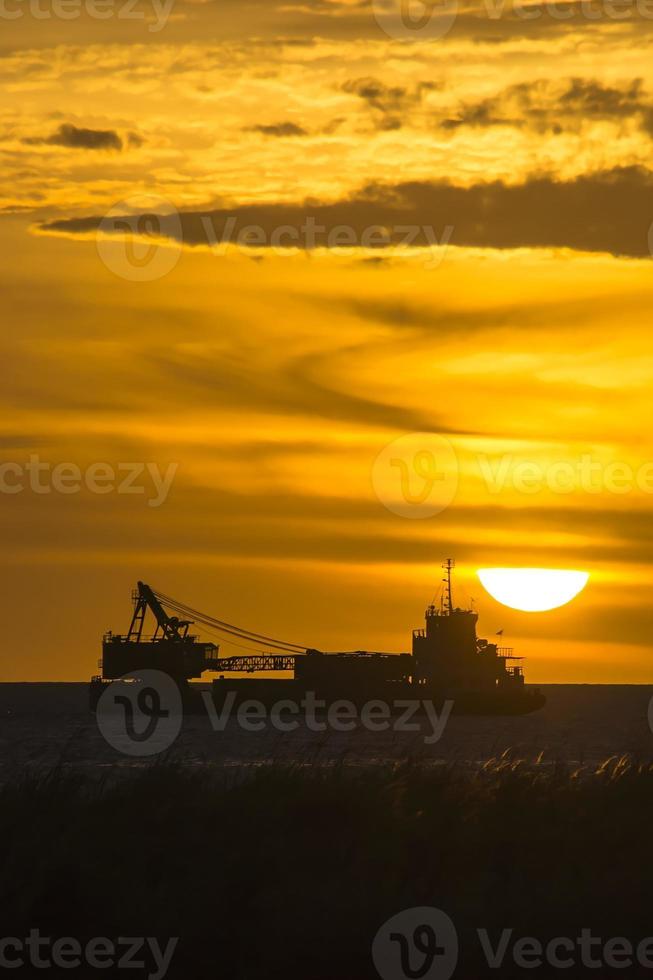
[449,688,546,715]
[208,681,545,716]
[89,677,545,716]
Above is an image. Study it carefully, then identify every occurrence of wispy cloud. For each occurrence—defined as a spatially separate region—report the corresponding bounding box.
[23,123,123,151]
[246,121,309,137]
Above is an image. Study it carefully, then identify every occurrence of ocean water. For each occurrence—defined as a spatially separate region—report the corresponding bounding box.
[0,683,652,778]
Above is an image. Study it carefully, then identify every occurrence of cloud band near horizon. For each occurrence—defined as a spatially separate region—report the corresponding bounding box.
[38,166,653,259]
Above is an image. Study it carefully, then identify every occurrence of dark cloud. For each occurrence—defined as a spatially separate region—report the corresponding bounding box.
[322,117,346,134]
[343,76,437,131]
[247,121,308,137]
[23,124,123,151]
[442,78,652,135]
[4,0,653,50]
[147,348,451,431]
[41,166,653,259]
[256,0,653,43]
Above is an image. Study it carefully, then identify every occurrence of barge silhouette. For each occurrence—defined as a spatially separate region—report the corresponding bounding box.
[90,561,545,715]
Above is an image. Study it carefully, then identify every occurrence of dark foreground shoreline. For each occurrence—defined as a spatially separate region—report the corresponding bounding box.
[2,759,653,978]
[2,686,653,976]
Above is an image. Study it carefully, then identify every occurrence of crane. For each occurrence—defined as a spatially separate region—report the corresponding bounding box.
[94,582,402,687]
[127,581,193,643]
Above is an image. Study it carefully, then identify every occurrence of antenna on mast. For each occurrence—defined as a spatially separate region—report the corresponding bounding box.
[442,558,455,615]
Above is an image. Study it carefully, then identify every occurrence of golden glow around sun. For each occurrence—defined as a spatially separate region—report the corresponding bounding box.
[477,568,590,612]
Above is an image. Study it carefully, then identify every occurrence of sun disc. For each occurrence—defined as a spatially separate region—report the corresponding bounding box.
[476,568,589,612]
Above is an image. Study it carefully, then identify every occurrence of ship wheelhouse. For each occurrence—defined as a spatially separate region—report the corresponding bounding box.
[412,560,526,693]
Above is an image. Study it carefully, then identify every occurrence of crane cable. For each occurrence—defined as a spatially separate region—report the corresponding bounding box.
[160,604,303,653]
[165,606,305,653]
[152,589,309,654]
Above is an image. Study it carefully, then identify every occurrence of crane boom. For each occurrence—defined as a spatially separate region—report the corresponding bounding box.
[127,581,192,642]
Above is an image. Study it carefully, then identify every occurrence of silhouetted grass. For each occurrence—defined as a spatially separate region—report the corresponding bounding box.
[1,756,652,978]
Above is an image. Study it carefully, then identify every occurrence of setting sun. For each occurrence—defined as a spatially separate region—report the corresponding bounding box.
[477,568,590,613]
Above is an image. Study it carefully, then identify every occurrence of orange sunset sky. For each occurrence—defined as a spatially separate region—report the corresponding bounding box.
[2,0,653,681]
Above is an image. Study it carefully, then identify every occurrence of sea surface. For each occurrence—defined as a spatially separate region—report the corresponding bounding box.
[0,683,652,780]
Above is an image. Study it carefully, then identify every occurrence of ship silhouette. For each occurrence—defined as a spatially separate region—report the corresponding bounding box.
[90,559,545,715]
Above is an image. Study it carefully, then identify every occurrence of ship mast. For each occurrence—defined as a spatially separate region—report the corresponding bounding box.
[442,558,455,615]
